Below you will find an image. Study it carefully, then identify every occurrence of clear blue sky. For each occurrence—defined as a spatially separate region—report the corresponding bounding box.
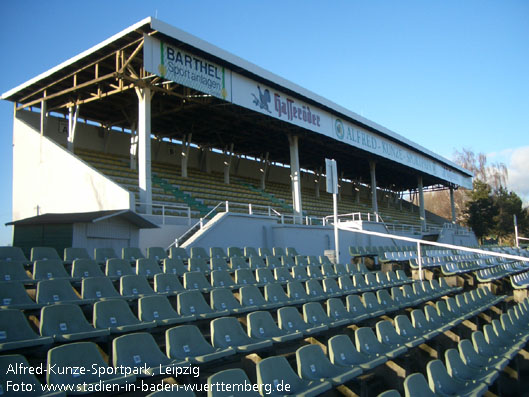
[1,0,528,245]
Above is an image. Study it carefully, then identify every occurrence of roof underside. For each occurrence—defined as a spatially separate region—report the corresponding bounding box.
[2,18,471,192]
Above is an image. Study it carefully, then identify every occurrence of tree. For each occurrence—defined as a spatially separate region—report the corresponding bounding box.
[463,180,497,244]
[492,188,528,244]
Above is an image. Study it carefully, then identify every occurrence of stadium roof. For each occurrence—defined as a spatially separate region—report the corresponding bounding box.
[1,17,472,191]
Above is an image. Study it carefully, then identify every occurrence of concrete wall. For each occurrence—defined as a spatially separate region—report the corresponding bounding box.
[12,111,133,221]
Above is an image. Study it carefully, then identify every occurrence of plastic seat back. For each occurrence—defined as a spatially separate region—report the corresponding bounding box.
[235,269,257,286]
[264,283,290,304]
[93,299,143,328]
[0,246,28,263]
[210,288,243,312]
[239,286,268,308]
[227,246,244,259]
[208,368,259,397]
[303,302,331,326]
[274,267,293,283]
[278,306,308,332]
[136,258,162,278]
[188,257,209,273]
[40,303,98,338]
[113,332,171,372]
[163,258,187,276]
[183,271,212,291]
[346,294,369,317]
[210,317,253,348]
[120,275,155,297]
[247,311,283,339]
[166,324,217,360]
[266,256,282,269]
[287,281,310,301]
[122,247,144,262]
[256,356,312,395]
[147,246,168,261]
[0,261,33,283]
[0,309,48,346]
[211,257,229,272]
[31,247,61,262]
[138,295,179,322]
[94,247,118,263]
[292,266,309,281]
[322,278,341,295]
[106,258,134,278]
[64,247,90,262]
[249,256,266,269]
[190,247,208,260]
[404,373,437,397]
[256,268,274,284]
[72,259,104,279]
[81,276,121,300]
[154,273,184,294]
[177,290,214,316]
[211,270,235,288]
[169,247,189,261]
[33,259,69,280]
[210,247,227,259]
[36,279,81,304]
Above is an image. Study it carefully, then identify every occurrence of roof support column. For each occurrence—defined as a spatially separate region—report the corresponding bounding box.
[130,123,137,170]
[223,143,234,184]
[369,160,378,215]
[450,187,456,224]
[181,134,192,178]
[288,134,303,224]
[136,86,152,215]
[67,104,79,152]
[418,175,426,231]
[259,152,269,190]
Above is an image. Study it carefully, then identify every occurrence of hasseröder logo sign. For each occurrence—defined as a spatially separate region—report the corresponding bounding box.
[334,119,345,139]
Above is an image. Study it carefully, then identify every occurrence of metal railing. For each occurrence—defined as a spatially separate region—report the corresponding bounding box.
[135,202,192,225]
[338,222,529,280]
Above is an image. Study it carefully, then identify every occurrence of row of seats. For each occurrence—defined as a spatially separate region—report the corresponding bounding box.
[510,270,529,289]
[0,279,477,354]
[476,261,528,282]
[379,297,529,397]
[0,267,446,312]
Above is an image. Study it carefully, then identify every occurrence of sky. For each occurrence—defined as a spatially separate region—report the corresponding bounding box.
[0,0,528,245]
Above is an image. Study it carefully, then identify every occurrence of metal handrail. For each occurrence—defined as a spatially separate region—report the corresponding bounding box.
[135,202,192,225]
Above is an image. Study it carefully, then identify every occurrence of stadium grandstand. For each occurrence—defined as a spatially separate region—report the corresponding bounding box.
[1,16,529,396]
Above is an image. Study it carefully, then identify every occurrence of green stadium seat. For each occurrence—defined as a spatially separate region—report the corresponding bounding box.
[333,263,347,276]
[177,290,229,319]
[138,295,195,325]
[163,258,187,276]
[0,246,29,263]
[306,265,323,280]
[190,247,209,260]
[207,368,260,397]
[234,269,258,286]
[346,294,371,320]
[0,354,64,396]
[71,259,105,279]
[166,324,235,364]
[303,302,348,328]
[256,355,332,396]
[321,264,337,279]
[272,247,286,257]
[154,273,184,295]
[274,267,294,283]
[281,256,296,268]
[113,332,185,377]
[36,279,91,305]
[33,260,70,281]
[64,247,90,262]
[277,306,328,336]
[0,309,53,352]
[211,288,255,314]
[286,247,299,257]
[40,303,109,342]
[211,257,230,272]
[296,344,361,385]
[183,271,213,292]
[424,305,451,332]
[227,246,245,259]
[0,260,35,284]
[326,298,357,324]
[210,316,272,353]
[376,320,418,349]
[239,286,279,310]
[170,247,189,261]
[266,256,283,269]
[259,247,273,258]
[31,247,62,262]
[244,247,261,259]
[81,276,128,300]
[292,266,309,281]
[136,258,162,278]
[188,257,209,273]
[352,274,370,292]
[210,247,227,260]
[247,311,302,343]
[94,247,119,264]
[256,268,275,285]
[105,258,134,278]
[265,283,302,305]
[93,299,156,334]
[296,255,310,266]
[426,359,487,397]
[377,390,401,397]
[122,247,145,263]
[287,281,314,302]
[305,279,330,300]
[362,292,385,317]
[0,281,40,310]
[483,323,522,358]
[328,334,386,371]
[47,342,136,392]
[120,275,156,297]
[249,256,266,269]
[355,327,406,360]
[403,373,437,397]
[210,270,236,289]
[458,339,508,371]
[322,278,343,297]
[337,275,356,293]
[230,257,249,271]
[147,246,168,261]
[394,314,426,346]
[410,309,440,339]
[445,348,498,386]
